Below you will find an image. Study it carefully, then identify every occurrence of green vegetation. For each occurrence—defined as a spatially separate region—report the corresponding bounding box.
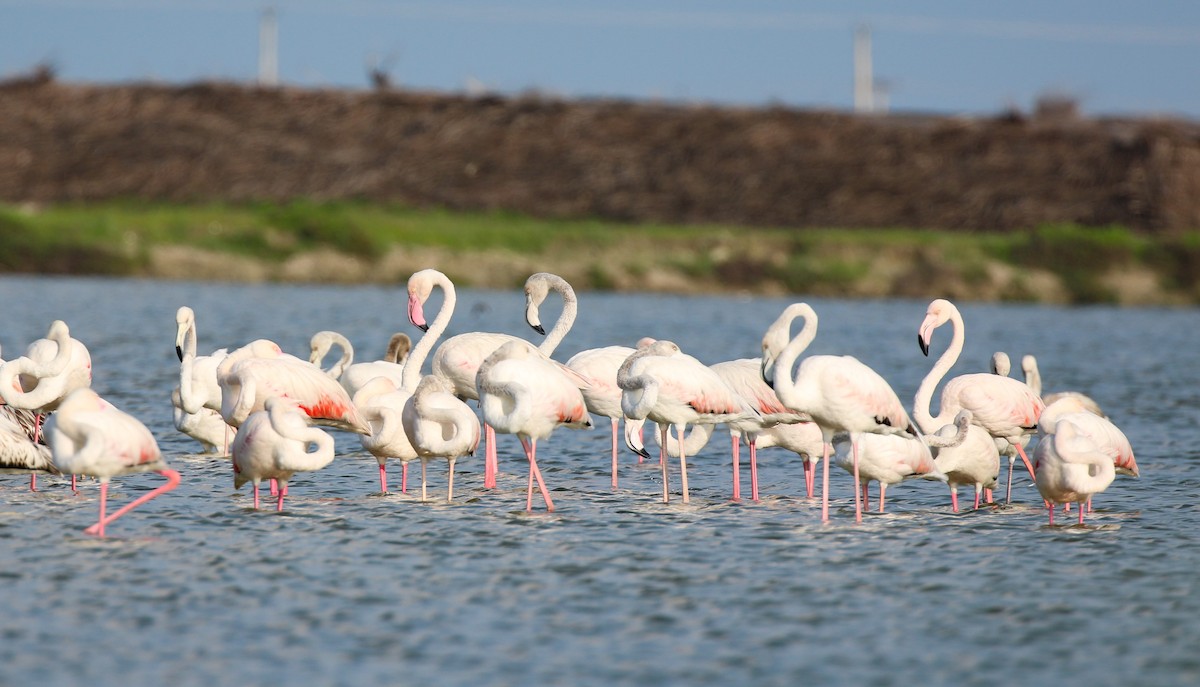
[0,201,1196,305]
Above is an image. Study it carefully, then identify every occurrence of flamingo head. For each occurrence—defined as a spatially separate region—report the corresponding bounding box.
[918,298,955,356]
[406,271,438,332]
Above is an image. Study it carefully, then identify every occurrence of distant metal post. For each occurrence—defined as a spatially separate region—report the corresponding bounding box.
[259,7,279,86]
[853,24,873,113]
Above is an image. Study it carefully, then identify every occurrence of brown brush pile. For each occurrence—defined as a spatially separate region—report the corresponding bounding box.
[2,77,1199,233]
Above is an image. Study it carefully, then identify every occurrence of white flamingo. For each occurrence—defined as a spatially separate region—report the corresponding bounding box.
[402,373,480,502]
[476,339,592,512]
[173,306,235,454]
[619,340,759,505]
[44,388,180,537]
[0,405,57,481]
[0,320,93,491]
[1033,419,1115,526]
[927,410,1000,512]
[763,303,916,523]
[428,272,578,489]
[1037,395,1137,513]
[231,396,335,511]
[565,343,652,489]
[916,299,1044,504]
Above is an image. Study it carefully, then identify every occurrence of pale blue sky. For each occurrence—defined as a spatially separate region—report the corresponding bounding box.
[2,1,1199,117]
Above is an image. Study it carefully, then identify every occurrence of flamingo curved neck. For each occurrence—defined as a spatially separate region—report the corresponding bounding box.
[535,276,577,356]
[403,273,456,392]
[769,305,818,412]
[914,307,964,433]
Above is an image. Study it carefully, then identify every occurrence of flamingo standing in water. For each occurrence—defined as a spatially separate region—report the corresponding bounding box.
[1033,419,1115,526]
[44,388,180,537]
[618,340,759,505]
[915,299,1044,504]
[231,397,336,511]
[762,303,916,523]
[927,410,1000,512]
[476,339,592,512]
[565,344,652,489]
[402,374,480,502]
[310,330,412,398]
[173,306,234,454]
[0,320,93,491]
[710,358,818,502]
[216,339,370,434]
[0,405,58,481]
[428,272,578,489]
[1037,395,1137,513]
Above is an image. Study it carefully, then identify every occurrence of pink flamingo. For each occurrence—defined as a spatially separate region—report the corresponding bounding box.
[565,344,651,489]
[216,338,370,434]
[711,358,818,502]
[1034,419,1115,526]
[425,272,577,489]
[401,374,480,502]
[763,303,916,523]
[927,410,1000,512]
[916,299,1044,504]
[44,388,180,537]
[173,306,236,454]
[0,319,93,491]
[476,340,593,512]
[231,397,336,511]
[1037,396,1137,513]
[310,330,412,398]
[618,340,759,505]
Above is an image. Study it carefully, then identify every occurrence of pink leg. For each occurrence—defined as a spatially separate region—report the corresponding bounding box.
[821,442,831,523]
[800,458,812,498]
[401,462,408,494]
[522,437,554,512]
[610,418,619,490]
[1016,443,1037,481]
[253,483,260,510]
[94,482,109,537]
[1078,502,1085,525]
[660,425,670,504]
[1005,458,1015,504]
[525,449,535,511]
[379,463,388,494]
[485,424,498,489]
[84,470,181,536]
[1087,497,1093,513]
[276,486,285,512]
[973,488,981,510]
[950,486,959,513]
[984,488,993,504]
[1064,502,1071,513]
[71,474,78,494]
[29,472,36,492]
[677,426,691,504]
[1048,503,1055,526]
[749,439,759,502]
[731,435,741,501]
[878,483,887,513]
[270,479,278,497]
[852,436,862,523]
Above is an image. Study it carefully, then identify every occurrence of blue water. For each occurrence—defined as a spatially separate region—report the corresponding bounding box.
[0,275,1195,686]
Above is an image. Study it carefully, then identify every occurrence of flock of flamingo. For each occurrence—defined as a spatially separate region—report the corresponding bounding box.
[0,268,1139,537]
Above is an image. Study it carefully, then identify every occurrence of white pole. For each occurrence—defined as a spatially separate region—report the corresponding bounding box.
[853,24,873,113]
[258,7,279,86]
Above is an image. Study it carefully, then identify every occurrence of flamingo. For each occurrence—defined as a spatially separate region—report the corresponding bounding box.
[173,306,236,454]
[1033,419,1115,526]
[402,374,480,502]
[231,397,336,511]
[762,303,916,523]
[711,358,817,502]
[1021,354,1106,417]
[565,344,652,489]
[311,330,412,399]
[476,339,592,512]
[0,405,58,481]
[916,299,1044,505]
[1037,395,1137,513]
[618,340,759,505]
[43,388,180,537]
[927,410,1001,512]
[216,339,370,434]
[0,319,93,491]
[428,272,578,489]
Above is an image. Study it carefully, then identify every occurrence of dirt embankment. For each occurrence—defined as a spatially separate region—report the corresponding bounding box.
[2,78,1200,234]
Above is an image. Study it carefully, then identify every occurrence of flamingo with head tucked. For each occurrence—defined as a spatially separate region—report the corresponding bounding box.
[1034,419,1115,526]
[402,373,480,502]
[231,396,336,511]
[762,303,916,523]
[476,339,592,512]
[44,388,180,537]
[916,299,1044,504]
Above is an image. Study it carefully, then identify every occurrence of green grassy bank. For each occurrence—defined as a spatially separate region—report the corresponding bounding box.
[1,201,1197,305]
